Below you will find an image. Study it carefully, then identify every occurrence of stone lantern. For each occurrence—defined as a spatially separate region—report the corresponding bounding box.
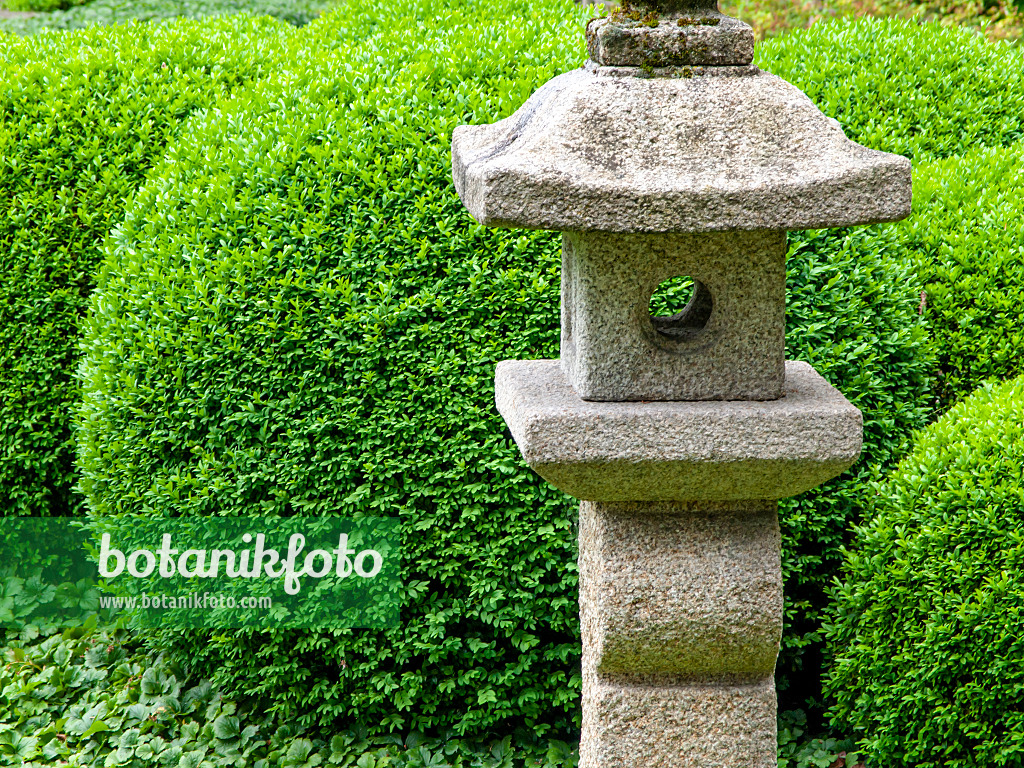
[451,1,910,765]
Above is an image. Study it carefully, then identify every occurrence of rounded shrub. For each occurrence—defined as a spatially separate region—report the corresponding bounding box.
[793,142,1024,425]
[78,6,933,735]
[825,375,1024,767]
[0,14,307,516]
[776,225,932,710]
[773,139,1024,709]
[80,0,591,737]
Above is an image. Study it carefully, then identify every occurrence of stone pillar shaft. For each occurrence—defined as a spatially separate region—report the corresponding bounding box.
[579,501,780,768]
[494,357,861,763]
[582,675,777,768]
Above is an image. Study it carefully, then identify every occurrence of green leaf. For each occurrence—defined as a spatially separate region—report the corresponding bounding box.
[213,715,240,740]
[81,718,110,739]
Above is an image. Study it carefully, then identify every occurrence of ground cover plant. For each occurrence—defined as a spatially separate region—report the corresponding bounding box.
[825,376,1024,766]
[0,629,855,768]
[0,624,581,768]
[0,626,848,768]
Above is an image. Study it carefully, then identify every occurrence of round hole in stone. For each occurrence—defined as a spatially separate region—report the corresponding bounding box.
[648,275,713,342]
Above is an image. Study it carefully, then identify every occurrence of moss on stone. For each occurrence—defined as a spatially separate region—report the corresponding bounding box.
[676,15,720,25]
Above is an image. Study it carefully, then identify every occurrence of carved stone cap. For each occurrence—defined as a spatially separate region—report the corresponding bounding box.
[586,15,754,68]
[451,67,911,233]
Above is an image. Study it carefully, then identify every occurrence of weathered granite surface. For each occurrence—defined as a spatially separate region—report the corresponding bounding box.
[494,359,862,501]
[561,230,786,401]
[579,501,781,678]
[585,15,754,68]
[581,674,777,768]
[451,67,911,233]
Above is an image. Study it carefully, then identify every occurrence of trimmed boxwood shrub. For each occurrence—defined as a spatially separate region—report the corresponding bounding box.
[77,7,936,735]
[825,376,1024,766]
[775,225,932,711]
[78,0,589,737]
[0,14,311,517]
[775,138,1024,710]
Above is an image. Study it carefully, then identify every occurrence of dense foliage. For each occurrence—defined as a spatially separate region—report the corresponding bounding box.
[825,376,1024,766]
[900,143,1024,406]
[757,19,1024,710]
[774,225,931,709]
[757,18,1024,164]
[774,138,1024,708]
[0,15,308,516]
[0,0,1020,746]
[78,0,587,736]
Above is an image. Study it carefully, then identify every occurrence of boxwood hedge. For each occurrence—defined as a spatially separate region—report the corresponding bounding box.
[78,0,589,736]
[0,15,307,517]
[774,224,931,711]
[779,138,1024,709]
[901,143,1024,407]
[825,376,1024,766]
[757,17,1024,164]
[76,7,949,733]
